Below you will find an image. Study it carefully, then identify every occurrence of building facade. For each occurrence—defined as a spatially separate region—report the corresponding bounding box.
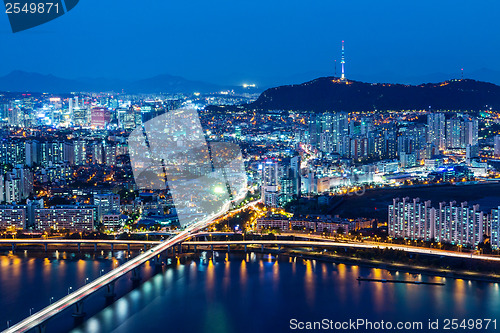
[0,205,27,229]
[35,205,96,232]
[389,197,486,248]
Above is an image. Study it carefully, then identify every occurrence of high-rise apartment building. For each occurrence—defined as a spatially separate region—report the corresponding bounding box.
[427,113,446,151]
[389,197,486,248]
[494,135,500,158]
[261,160,279,207]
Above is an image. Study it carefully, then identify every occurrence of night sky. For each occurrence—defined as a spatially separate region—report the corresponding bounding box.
[1,0,499,86]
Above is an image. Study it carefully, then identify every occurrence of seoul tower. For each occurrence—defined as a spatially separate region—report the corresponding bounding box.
[341,40,345,80]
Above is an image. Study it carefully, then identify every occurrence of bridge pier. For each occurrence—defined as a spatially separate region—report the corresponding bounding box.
[111,244,114,252]
[127,244,131,253]
[34,323,46,333]
[77,243,81,252]
[11,243,15,252]
[144,244,147,251]
[278,245,281,251]
[244,244,247,252]
[105,282,116,298]
[261,244,264,253]
[194,245,197,252]
[131,267,142,282]
[211,244,214,251]
[178,244,182,254]
[94,243,97,252]
[154,254,163,268]
[44,243,48,252]
[72,300,86,318]
[227,244,230,253]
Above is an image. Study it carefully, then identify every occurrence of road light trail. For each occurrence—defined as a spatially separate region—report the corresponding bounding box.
[0,240,161,245]
[184,240,500,262]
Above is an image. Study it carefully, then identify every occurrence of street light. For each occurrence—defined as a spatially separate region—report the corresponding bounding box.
[49,297,54,305]
[67,287,73,295]
[85,277,89,285]
[100,269,105,276]
[29,307,34,316]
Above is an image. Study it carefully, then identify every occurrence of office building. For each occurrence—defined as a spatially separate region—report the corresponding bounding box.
[90,107,110,129]
[93,193,120,221]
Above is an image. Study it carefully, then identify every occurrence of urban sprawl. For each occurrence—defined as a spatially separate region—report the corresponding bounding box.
[1,89,500,252]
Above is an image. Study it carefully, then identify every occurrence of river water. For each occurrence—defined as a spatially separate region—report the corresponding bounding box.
[1,250,499,333]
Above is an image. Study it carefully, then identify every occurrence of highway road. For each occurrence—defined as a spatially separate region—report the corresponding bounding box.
[0,239,161,245]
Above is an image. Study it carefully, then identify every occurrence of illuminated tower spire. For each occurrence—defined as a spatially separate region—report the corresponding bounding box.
[341,40,345,80]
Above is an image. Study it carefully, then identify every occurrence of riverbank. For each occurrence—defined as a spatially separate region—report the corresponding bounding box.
[192,245,500,283]
[286,249,500,283]
[3,241,500,284]
[0,243,153,252]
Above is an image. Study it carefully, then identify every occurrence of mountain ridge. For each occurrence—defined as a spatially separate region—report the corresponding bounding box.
[247,77,500,112]
[0,70,258,94]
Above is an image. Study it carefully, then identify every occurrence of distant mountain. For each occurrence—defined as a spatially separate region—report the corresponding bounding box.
[0,70,255,94]
[0,71,86,93]
[248,77,500,112]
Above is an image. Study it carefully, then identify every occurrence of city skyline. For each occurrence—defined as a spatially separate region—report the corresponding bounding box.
[2,2,500,332]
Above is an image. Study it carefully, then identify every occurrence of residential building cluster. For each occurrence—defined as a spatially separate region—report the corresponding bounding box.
[388,197,500,249]
[0,193,124,232]
[309,112,479,164]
